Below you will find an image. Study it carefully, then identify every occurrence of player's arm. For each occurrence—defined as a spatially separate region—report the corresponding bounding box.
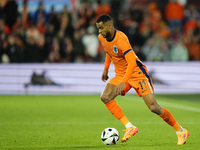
[102,53,111,82]
[115,34,137,95]
[122,50,137,83]
[115,50,137,95]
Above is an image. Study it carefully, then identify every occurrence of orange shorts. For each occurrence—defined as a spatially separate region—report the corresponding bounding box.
[108,73,154,97]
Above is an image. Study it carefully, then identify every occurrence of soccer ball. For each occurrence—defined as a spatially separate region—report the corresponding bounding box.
[101,127,119,145]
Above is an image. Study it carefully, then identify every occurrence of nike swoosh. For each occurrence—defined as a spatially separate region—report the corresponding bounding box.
[142,90,147,93]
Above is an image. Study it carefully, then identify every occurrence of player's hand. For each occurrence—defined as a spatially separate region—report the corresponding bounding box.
[115,82,125,95]
[102,69,109,82]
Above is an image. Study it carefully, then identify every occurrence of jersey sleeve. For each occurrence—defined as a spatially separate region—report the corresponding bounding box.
[117,33,137,83]
[117,33,132,53]
[122,51,137,83]
[98,34,111,69]
[104,53,111,69]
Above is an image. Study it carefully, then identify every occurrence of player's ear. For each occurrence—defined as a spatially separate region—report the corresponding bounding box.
[108,22,112,29]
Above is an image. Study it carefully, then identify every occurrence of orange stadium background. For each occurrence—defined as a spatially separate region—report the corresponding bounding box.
[0,0,200,95]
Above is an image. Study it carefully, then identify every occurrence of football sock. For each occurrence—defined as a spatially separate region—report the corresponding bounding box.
[105,100,129,125]
[173,122,183,132]
[176,126,185,133]
[120,116,130,126]
[159,107,181,132]
[125,122,134,128]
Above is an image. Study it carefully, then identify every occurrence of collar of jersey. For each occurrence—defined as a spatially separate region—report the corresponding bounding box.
[106,30,116,42]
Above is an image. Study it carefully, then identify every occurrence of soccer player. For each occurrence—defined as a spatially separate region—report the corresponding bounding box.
[96,14,189,145]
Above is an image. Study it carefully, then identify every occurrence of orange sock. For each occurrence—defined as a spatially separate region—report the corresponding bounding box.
[105,100,129,125]
[159,107,181,131]
[119,116,130,125]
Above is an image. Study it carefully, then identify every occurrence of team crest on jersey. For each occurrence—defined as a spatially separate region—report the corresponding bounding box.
[113,46,118,55]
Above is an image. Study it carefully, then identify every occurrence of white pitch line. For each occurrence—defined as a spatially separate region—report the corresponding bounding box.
[120,95,200,113]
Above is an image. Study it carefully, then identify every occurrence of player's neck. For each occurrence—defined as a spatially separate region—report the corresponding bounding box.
[107,28,116,41]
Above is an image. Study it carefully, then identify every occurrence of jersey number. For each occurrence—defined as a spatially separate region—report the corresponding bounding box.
[139,80,147,90]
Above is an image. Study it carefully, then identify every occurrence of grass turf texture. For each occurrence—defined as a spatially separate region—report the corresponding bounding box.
[0,94,200,150]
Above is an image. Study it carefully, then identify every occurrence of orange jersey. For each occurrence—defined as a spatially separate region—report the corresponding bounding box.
[98,30,147,83]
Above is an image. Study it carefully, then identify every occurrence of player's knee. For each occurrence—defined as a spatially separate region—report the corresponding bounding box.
[100,94,111,104]
[149,105,160,114]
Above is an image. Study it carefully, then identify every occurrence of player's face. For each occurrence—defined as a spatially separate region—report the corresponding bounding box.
[96,22,111,38]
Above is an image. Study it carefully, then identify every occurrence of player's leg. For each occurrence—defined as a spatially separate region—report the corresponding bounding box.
[142,93,163,115]
[100,79,138,143]
[100,83,116,104]
[142,93,189,145]
[100,83,133,127]
[130,64,189,145]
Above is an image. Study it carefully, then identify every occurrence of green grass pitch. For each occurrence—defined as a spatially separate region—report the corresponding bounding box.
[0,94,200,150]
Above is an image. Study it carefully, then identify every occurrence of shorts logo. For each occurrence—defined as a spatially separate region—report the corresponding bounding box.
[142,89,147,93]
[113,46,118,55]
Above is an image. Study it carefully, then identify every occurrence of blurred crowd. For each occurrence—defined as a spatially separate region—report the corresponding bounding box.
[0,0,200,63]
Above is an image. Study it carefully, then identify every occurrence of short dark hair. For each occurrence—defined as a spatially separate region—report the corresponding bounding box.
[96,14,112,24]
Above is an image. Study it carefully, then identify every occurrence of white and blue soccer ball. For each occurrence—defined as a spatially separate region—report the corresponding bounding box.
[101,127,119,145]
